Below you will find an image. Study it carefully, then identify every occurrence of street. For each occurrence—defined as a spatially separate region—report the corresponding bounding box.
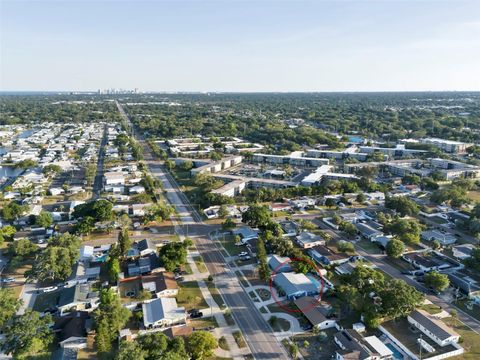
[116,101,290,360]
[92,123,108,200]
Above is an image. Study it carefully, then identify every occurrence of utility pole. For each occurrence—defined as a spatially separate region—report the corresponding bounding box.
[419,334,423,360]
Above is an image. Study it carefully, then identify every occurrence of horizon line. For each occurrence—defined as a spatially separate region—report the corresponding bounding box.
[1,90,480,95]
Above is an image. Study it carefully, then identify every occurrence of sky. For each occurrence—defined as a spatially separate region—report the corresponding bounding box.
[1,0,480,92]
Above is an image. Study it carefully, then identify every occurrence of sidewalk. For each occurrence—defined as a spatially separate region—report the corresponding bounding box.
[185,240,251,359]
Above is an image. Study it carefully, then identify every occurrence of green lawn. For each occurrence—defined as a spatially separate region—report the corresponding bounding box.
[420,303,443,315]
[443,316,480,360]
[183,263,193,275]
[193,256,208,273]
[269,316,291,332]
[384,257,416,272]
[356,239,382,254]
[190,316,219,330]
[267,301,309,328]
[256,288,271,301]
[218,336,230,351]
[206,279,226,309]
[219,234,243,256]
[176,281,208,311]
[467,191,480,202]
[223,311,236,326]
[232,331,247,348]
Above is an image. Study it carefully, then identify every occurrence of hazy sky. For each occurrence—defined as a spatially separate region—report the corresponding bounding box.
[1,0,479,92]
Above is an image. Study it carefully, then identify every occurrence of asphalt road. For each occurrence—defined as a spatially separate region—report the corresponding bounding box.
[116,101,290,360]
[92,123,108,200]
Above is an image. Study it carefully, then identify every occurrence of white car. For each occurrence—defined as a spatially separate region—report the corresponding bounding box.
[2,277,15,283]
[43,286,58,293]
[238,252,248,257]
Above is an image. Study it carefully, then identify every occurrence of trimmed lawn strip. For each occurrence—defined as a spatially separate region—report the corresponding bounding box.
[420,303,442,315]
[193,256,208,273]
[232,331,247,348]
[224,311,236,326]
[218,336,230,351]
[206,280,226,309]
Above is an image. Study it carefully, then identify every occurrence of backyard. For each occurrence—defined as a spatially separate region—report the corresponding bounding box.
[292,329,338,359]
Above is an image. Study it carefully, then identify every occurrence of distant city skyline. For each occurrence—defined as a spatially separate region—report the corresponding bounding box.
[1,0,480,92]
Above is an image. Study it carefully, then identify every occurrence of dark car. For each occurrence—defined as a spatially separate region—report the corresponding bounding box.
[190,311,203,319]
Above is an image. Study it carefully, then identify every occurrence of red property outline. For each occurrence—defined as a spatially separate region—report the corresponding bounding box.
[268,257,325,313]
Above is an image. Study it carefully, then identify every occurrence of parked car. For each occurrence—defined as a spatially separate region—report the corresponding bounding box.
[240,256,251,261]
[190,311,203,319]
[2,277,15,283]
[43,286,58,293]
[238,251,248,257]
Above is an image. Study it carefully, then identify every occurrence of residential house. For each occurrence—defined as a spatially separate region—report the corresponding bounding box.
[334,329,393,360]
[127,253,161,276]
[408,309,460,346]
[53,311,90,350]
[289,197,316,209]
[232,226,259,244]
[356,223,383,241]
[273,272,319,299]
[447,272,480,303]
[131,203,149,217]
[268,255,292,273]
[142,298,186,329]
[129,185,145,194]
[308,245,350,266]
[137,239,157,257]
[371,235,392,249]
[335,261,376,276]
[162,325,194,339]
[141,272,178,298]
[402,252,456,272]
[279,220,300,237]
[103,171,125,186]
[294,296,336,330]
[296,231,325,249]
[269,203,292,212]
[452,244,476,261]
[421,230,457,246]
[57,284,99,315]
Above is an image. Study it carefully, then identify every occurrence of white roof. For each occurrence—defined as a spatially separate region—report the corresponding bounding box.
[363,336,393,357]
[142,298,184,325]
[80,246,94,258]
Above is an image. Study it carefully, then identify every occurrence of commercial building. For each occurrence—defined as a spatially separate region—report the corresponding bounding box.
[421,138,472,154]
